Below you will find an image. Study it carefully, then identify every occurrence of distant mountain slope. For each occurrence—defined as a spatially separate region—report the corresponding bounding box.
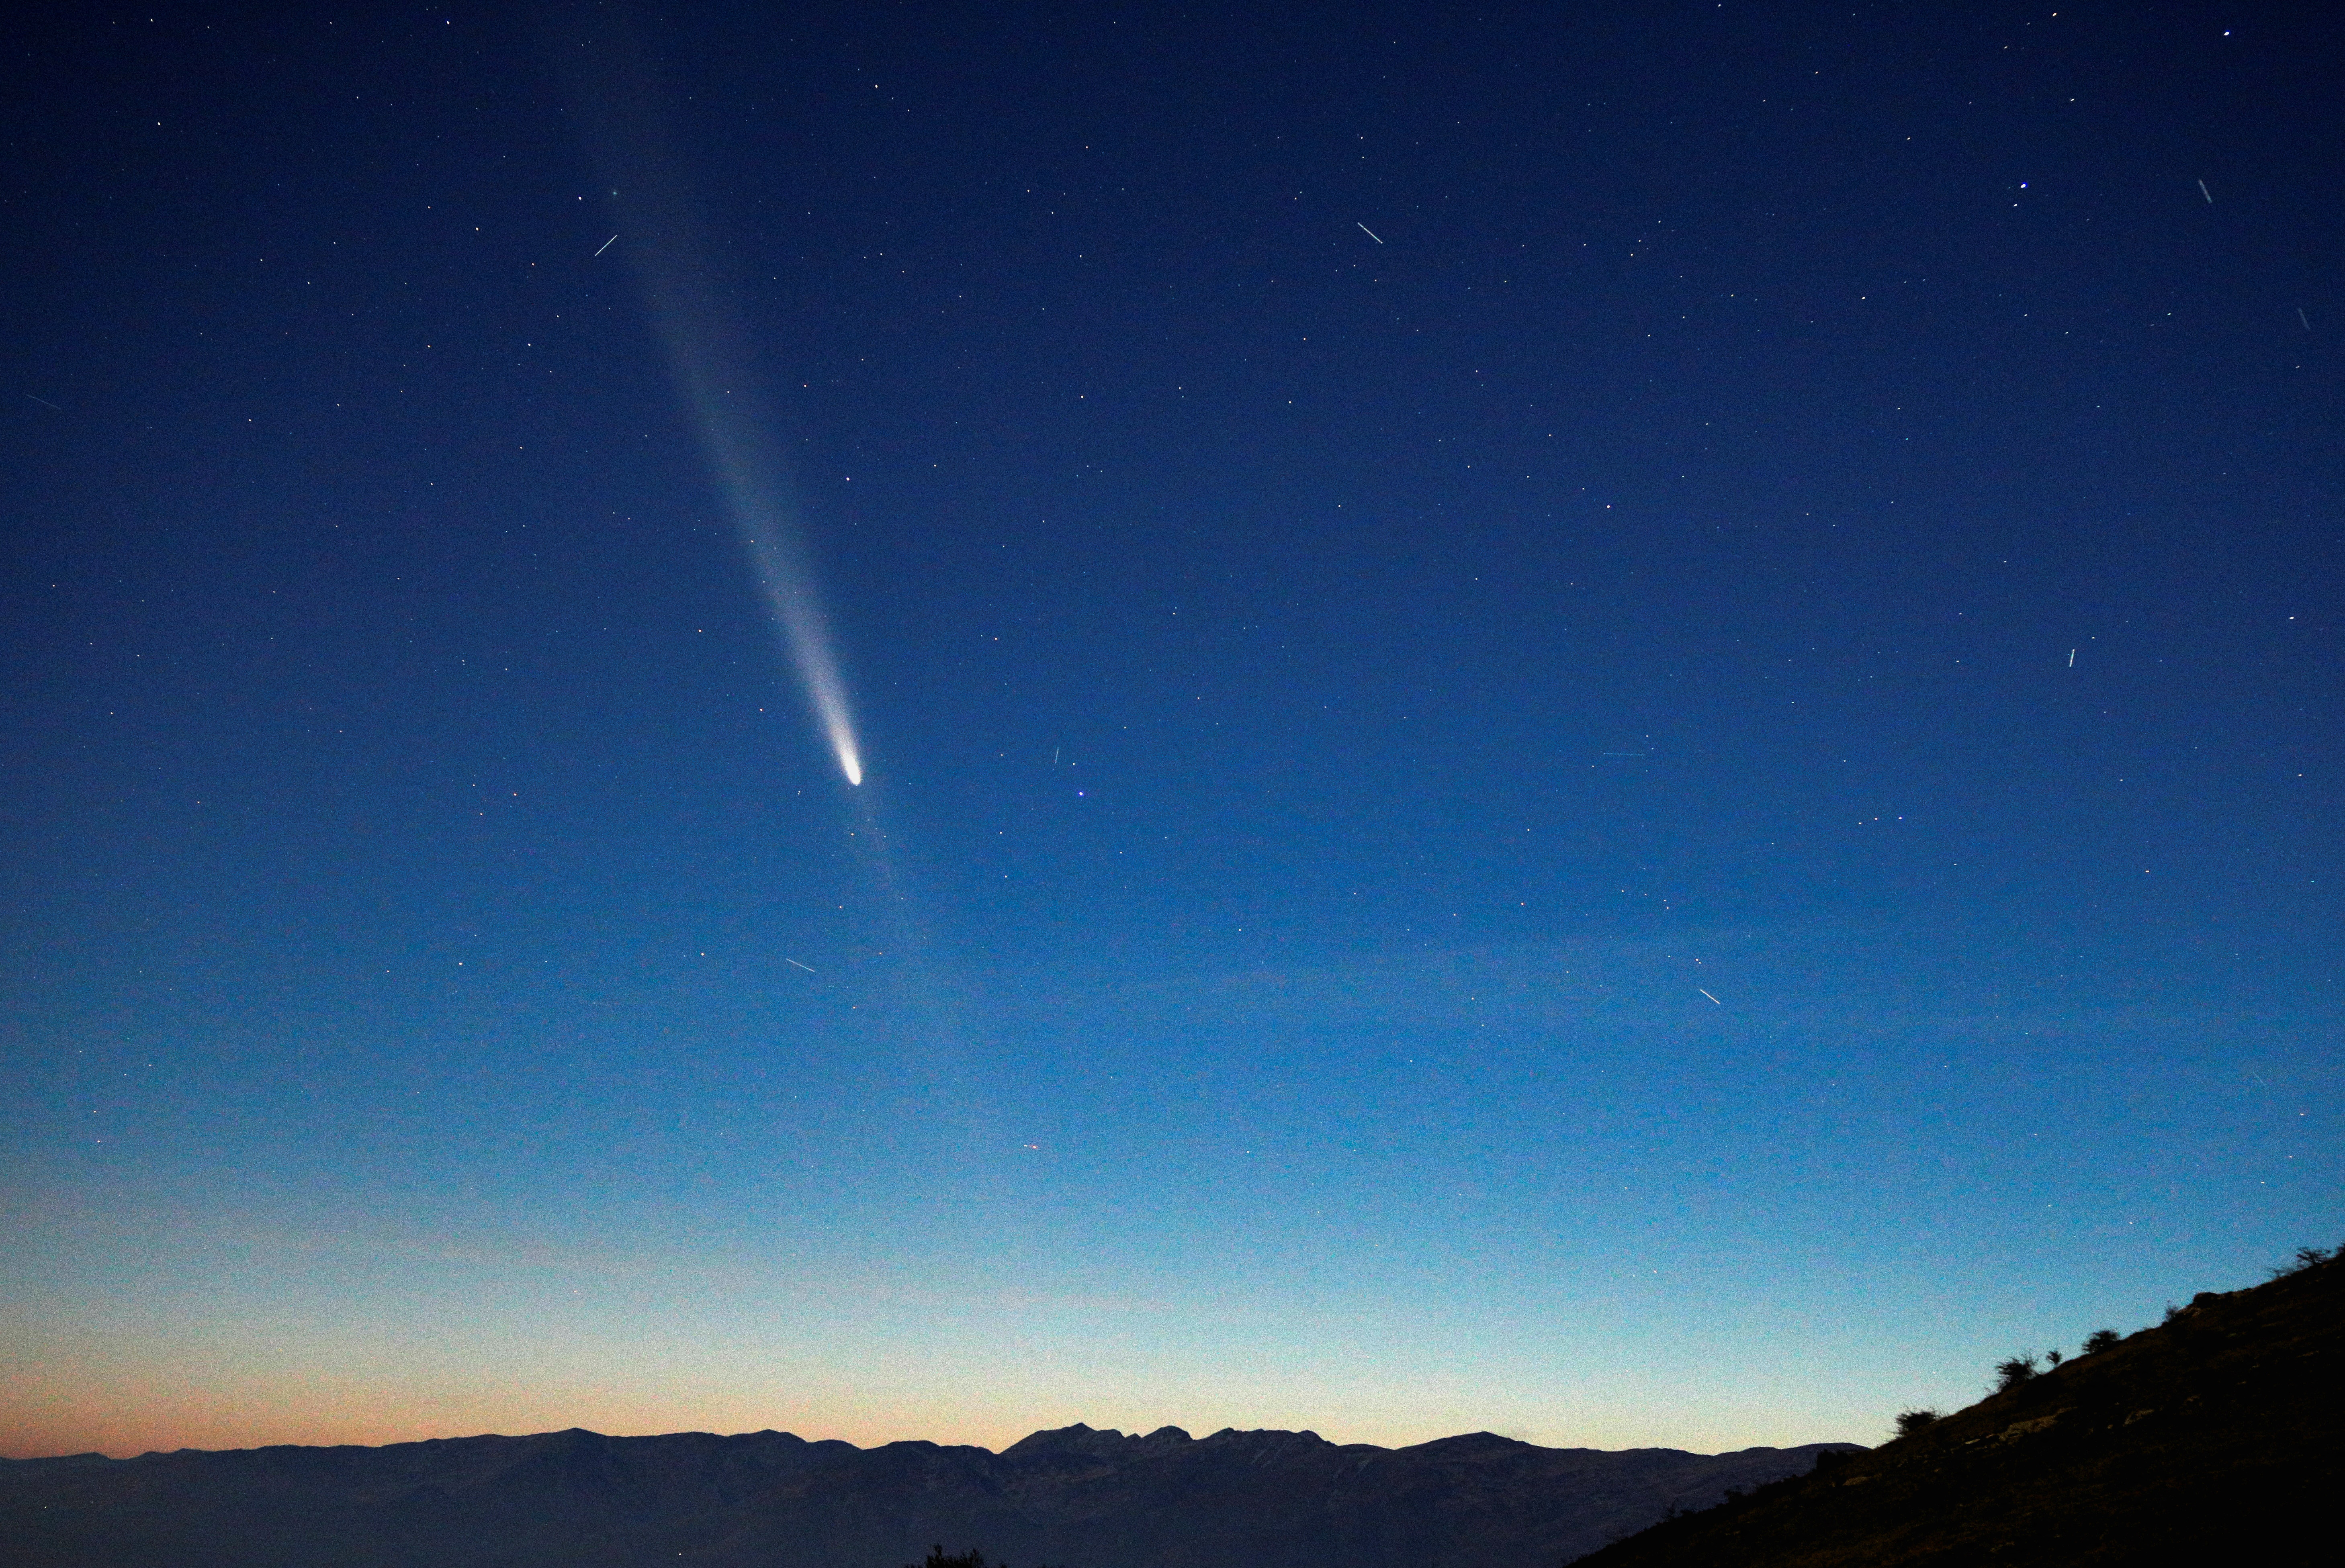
[1568,1251,2345,1567]
[0,1420,1848,1568]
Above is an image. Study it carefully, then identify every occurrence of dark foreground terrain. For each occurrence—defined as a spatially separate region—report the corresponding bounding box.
[1572,1250,2345,1566]
[0,1419,1848,1568]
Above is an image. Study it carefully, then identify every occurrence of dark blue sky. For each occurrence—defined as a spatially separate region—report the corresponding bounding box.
[5,1,2338,1458]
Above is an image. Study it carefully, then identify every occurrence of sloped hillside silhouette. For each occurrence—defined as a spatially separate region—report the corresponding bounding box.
[1567,1247,2345,1566]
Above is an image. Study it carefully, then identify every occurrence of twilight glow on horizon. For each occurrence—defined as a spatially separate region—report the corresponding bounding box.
[3,1,2337,1462]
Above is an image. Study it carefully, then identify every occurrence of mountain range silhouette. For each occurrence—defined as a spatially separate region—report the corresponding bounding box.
[0,1418,1849,1567]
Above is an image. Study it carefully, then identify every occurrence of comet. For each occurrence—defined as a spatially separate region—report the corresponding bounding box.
[561,21,864,787]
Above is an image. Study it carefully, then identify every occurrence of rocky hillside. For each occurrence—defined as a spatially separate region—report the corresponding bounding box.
[1567,1248,2345,1566]
[0,1419,1849,1568]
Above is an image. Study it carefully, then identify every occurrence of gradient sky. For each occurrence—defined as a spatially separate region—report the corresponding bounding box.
[4,1,2339,1462]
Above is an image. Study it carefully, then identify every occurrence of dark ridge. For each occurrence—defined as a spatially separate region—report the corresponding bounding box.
[0,1419,1852,1567]
[1567,1248,2345,1566]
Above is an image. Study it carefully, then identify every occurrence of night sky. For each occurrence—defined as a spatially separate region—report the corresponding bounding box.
[5,2,2339,1462]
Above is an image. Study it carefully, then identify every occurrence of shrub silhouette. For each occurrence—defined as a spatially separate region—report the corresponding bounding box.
[2043,1347,2064,1367]
[2270,1245,2334,1279]
[909,1549,1065,1568]
[1893,1409,1940,1438]
[1993,1355,2039,1391]
[911,1552,992,1568]
[2082,1328,2120,1355]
